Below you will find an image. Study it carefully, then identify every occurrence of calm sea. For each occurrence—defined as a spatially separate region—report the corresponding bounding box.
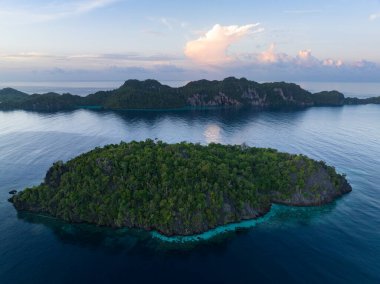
[0,83,379,283]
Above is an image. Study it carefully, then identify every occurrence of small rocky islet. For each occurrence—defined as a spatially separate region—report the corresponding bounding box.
[9,140,351,236]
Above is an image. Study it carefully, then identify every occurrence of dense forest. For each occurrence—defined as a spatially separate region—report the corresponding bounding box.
[10,140,351,236]
[1,77,379,111]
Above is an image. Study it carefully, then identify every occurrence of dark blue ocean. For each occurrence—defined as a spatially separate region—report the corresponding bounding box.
[1,101,379,282]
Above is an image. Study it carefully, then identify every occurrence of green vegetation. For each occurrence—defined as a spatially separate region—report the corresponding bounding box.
[0,89,82,111]
[312,91,345,106]
[344,96,380,105]
[10,140,351,236]
[0,88,28,102]
[1,77,379,111]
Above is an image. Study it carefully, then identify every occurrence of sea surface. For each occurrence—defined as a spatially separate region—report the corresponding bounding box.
[0,95,379,283]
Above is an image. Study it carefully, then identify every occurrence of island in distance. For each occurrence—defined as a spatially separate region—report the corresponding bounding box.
[10,140,352,236]
[0,77,379,111]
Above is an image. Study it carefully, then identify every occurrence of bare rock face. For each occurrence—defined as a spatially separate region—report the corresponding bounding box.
[187,92,241,107]
[242,88,268,106]
[186,86,315,109]
[274,88,294,102]
[271,163,352,206]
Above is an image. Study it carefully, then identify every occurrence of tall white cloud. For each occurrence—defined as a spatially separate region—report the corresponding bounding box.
[184,24,261,65]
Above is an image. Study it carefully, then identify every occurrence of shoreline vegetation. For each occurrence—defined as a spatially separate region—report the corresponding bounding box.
[10,140,351,237]
[0,77,379,112]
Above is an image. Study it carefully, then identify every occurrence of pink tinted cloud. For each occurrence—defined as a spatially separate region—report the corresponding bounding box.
[184,23,262,65]
[295,49,320,67]
[259,43,277,63]
[258,44,291,64]
[323,58,344,67]
[258,44,344,68]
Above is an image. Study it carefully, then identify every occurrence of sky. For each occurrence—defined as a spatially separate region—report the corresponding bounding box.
[0,0,380,83]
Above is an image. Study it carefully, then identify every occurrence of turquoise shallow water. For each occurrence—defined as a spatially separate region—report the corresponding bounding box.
[0,105,379,283]
[152,206,277,243]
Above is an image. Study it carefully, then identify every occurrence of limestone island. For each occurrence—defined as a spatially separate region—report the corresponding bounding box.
[10,140,351,236]
[0,77,379,111]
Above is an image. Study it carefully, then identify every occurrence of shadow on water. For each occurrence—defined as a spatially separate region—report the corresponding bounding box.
[108,106,311,127]
[16,211,148,251]
[15,202,338,253]
[15,211,243,253]
[3,106,311,130]
[0,108,80,116]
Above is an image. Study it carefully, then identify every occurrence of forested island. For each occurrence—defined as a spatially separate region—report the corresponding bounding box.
[0,77,379,111]
[10,140,351,236]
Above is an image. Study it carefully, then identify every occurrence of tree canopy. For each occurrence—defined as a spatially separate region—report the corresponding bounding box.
[10,140,351,236]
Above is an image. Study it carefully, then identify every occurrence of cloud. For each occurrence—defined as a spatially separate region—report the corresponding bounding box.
[323,58,343,67]
[184,23,262,65]
[67,53,183,62]
[0,64,194,83]
[255,44,342,69]
[222,56,380,83]
[258,44,291,64]
[297,49,312,60]
[295,49,320,67]
[160,18,173,30]
[146,17,188,33]
[353,60,377,68]
[369,13,380,21]
[7,43,378,84]
[259,44,277,63]
[0,0,118,23]
[0,52,56,60]
[0,51,184,70]
[74,0,118,13]
[283,10,322,14]
[1,57,380,84]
